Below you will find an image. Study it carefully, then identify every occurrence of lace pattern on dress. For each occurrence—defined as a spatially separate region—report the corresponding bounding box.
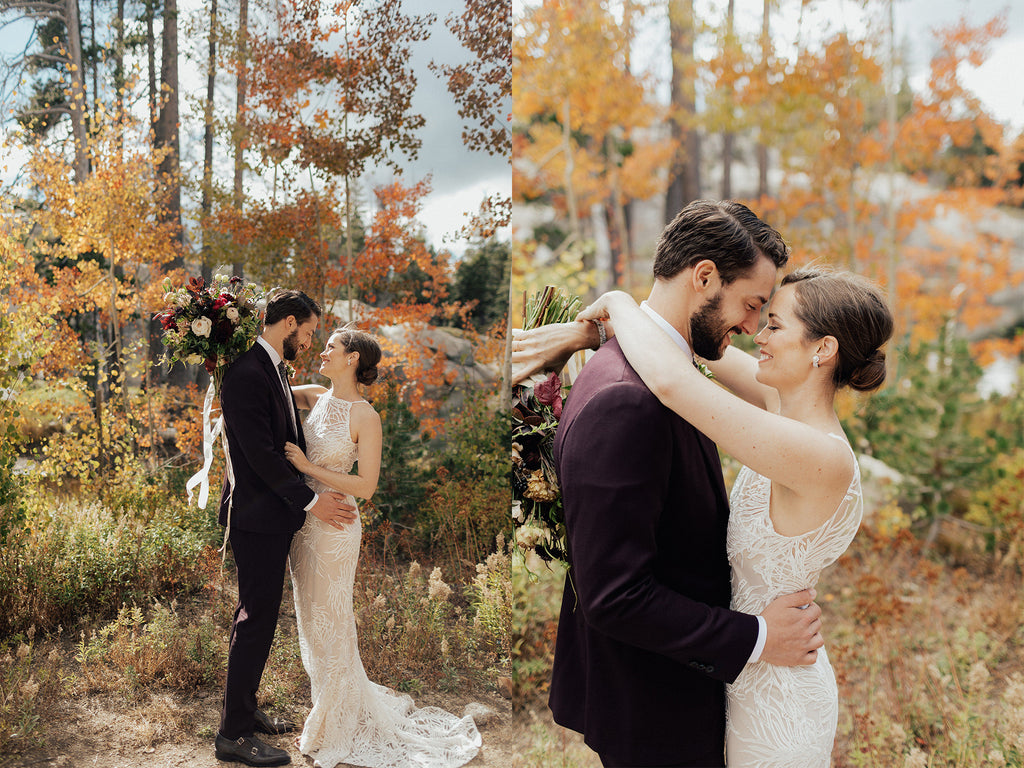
[290,392,481,768]
[725,433,863,768]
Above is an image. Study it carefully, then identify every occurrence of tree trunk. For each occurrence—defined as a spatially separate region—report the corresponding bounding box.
[757,0,770,199]
[201,0,218,281]
[147,0,158,132]
[231,0,249,279]
[154,0,190,387]
[563,98,579,237]
[155,0,181,234]
[721,0,735,199]
[114,0,125,126]
[665,0,701,223]
[65,0,90,182]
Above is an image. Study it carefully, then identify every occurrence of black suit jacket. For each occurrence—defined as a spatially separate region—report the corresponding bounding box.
[217,342,315,533]
[549,339,758,766]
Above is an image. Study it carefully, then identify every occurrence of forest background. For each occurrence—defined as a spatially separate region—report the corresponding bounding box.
[0,0,514,765]
[511,0,1024,766]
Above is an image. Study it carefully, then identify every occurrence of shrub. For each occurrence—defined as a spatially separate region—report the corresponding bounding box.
[354,559,505,694]
[854,328,989,527]
[75,600,224,696]
[416,394,509,577]
[0,626,67,755]
[0,492,221,638]
[966,447,1024,571]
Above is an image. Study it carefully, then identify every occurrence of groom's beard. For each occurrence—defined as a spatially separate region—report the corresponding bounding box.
[690,293,730,361]
[282,329,301,361]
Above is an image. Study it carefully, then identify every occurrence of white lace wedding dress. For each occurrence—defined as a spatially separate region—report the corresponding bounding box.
[289,392,482,768]
[725,433,863,768]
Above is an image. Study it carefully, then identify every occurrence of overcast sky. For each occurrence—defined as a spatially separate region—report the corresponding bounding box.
[362,0,510,254]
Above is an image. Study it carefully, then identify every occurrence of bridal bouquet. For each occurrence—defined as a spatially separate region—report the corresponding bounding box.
[155,274,263,391]
[155,273,263,513]
[511,286,583,567]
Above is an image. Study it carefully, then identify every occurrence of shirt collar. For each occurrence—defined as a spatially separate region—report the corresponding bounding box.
[256,336,283,368]
[640,301,692,358]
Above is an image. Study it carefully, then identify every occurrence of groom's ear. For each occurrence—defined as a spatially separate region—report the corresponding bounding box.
[692,260,719,293]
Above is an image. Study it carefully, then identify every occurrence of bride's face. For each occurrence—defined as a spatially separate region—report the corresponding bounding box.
[753,286,819,388]
[318,333,355,377]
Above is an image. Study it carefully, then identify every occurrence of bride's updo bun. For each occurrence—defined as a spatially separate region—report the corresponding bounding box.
[334,325,382,386]
[781,268,894,393]
[848,349,887,393]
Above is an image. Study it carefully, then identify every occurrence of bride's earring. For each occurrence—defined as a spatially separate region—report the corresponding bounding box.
[812,354,820,368]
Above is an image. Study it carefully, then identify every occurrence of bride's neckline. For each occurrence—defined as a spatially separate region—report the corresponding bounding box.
[325,388,366,404]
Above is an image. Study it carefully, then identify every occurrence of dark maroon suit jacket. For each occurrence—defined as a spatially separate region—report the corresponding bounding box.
[218,342,314,532]
[549,339,759,766]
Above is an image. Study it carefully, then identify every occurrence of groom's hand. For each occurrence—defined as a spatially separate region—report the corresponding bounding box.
[759,588,824,667]
[309,492,358,529]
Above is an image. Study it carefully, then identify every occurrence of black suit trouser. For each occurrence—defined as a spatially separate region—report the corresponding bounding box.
[219,526,295,739]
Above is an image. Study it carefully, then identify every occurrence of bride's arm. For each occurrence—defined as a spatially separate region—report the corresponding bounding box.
[579,292,850,497]
[510,321,600,385]
[290,384,328,410]
[705,347,780,412]
[284,404,382,500]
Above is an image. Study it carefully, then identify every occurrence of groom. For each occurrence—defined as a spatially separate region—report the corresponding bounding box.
[214,289,357,767]
[538,201,825,767]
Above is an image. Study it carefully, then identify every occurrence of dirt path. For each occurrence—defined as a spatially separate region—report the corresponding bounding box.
[12,688,514,768]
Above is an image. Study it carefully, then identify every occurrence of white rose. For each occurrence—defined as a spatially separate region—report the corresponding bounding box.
[215,273,229,283]
[191,316,213,338]
[515,524,545,550]
[186,353,205,366]
[225,306,240,323]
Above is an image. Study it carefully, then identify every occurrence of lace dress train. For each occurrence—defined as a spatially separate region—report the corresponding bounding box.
[725,433,863,768]
[290,393,481,768]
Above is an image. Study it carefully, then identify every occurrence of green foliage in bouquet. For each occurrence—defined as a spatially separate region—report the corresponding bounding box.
[154,274,264,390]
[511,286,583,566]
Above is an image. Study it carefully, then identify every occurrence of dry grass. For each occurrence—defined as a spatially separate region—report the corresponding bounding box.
[512,529,1024,767]
[0,544,513,763]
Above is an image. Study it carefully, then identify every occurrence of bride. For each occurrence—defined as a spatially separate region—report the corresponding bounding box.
[283,326,481,768]
[517,267,893,766]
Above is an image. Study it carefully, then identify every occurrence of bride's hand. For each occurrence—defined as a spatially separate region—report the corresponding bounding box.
[576,291,637,322]
[284,441,311,472]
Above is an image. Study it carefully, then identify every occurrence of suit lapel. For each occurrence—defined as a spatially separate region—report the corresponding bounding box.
[253,345,301,443]
[694,428,729,513]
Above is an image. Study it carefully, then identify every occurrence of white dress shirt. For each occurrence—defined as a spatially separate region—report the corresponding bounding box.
[639,302,767,664]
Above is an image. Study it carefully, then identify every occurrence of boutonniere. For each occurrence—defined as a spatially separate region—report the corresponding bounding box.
[283,361,296,379]
[694,358,715,380]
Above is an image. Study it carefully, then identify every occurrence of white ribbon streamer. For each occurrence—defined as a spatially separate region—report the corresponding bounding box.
[184,380,235,559]
[185,381,222,509]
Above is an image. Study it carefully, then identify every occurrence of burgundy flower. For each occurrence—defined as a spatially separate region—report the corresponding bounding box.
[213,295,230,310]
[534,372,563,419]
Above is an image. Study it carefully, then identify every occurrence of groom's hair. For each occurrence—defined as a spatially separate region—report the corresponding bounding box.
[264,290,322,326]
[653,200,789,283]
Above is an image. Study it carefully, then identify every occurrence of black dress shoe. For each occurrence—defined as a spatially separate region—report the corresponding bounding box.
[254,708,296,735]
[214,733,290,766]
